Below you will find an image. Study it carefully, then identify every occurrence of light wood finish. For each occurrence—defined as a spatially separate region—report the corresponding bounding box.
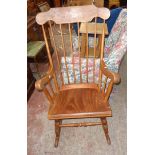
[35,5,120,147]
[36,5,110,25]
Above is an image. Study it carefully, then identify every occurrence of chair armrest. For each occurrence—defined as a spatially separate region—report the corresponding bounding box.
[100,60,121,103]
[101,60,121,84]
[35,68,53,91]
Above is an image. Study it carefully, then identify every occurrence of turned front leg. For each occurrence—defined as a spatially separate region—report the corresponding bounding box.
[54,120,62,147]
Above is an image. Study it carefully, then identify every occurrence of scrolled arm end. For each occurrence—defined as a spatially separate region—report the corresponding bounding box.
[35,68,53,91]
[101,60,121,84]
[35,79,45,91]
[110,72,121,84]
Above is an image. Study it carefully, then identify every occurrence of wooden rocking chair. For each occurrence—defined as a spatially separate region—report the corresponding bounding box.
[35,5,120,147]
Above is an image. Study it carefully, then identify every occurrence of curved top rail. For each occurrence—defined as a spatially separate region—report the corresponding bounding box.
[36,5,110,25]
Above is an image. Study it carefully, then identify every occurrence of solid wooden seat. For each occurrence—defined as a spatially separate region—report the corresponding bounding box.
[48,87,112,120]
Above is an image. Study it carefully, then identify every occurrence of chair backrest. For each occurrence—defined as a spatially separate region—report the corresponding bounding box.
[36,5,110,91]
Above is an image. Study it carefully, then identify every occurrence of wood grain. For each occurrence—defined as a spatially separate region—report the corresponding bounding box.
[60,83,98,91]
[48,88,112,120]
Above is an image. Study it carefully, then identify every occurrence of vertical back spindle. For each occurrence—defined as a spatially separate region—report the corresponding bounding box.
[69,23,76,83]
[48,21,64,85]
[60,24,70,84]
[93,17,97,83]
[48,81,55,97]
[43,88,54,104]
[42,25,59,92]
[86,22,89,83]
[104,80,113,103]
[78,22,82,83]
[101,76,107,95]
[98,20,105,90]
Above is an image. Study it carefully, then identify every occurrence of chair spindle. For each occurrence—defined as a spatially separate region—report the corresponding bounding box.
[43,87,54,104]
[93,17,97,83]
[102,76,107,95]
[48,81,55,97]
[77,22,82,83]
[60,24,70,84]
[86,22,89,83]
[42,25,59,92]
[98,20,105,91]
[48,21,64,85]
[69,23,76,83]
